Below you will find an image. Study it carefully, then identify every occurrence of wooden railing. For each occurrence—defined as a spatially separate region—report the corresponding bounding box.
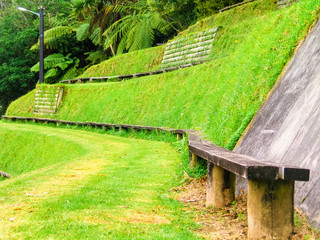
[60,61,212,84]
[1,115,310,239]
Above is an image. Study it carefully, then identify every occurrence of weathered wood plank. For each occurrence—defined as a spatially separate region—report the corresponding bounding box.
[189,133,309,181]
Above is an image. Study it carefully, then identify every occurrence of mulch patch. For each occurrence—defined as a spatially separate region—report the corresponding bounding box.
[172,177,320,240]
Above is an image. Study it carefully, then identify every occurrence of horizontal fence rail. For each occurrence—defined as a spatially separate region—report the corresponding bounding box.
[219,0,257,12]
[1,116,186,136]
[59,61,212,85]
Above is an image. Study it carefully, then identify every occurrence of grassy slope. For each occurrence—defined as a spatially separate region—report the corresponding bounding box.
[0,123,86,176]
[0,121,200,239]
[80,45,165,78]
[6,0,320,149]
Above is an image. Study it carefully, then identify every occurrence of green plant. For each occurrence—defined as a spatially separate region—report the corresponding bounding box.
[294,212,302,226]
[31,53,80,83]
[237,212,246,221]
[104,5,174,54]
[79,45,165,78]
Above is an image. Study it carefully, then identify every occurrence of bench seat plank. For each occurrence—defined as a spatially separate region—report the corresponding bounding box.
[188,133,309,181]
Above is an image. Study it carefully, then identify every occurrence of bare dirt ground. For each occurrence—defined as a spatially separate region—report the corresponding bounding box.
[173,177,320,240]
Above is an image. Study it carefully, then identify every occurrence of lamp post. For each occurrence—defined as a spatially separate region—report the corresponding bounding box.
[18,6,45,84]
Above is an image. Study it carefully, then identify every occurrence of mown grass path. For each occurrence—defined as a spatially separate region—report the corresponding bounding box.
[0,122,200,239]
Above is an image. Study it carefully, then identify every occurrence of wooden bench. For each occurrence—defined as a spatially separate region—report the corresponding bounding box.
[188,132,310,239]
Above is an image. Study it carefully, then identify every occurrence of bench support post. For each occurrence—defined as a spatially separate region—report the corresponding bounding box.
[206,163,235,208]
[189,153,205,168]
[248,179,294,240]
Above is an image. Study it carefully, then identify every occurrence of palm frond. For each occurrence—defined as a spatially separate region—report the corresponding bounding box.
[71,0,95,19]
[44,68,59,79]
[31,53,70,72]
[129,15,155,52]
[104,7,174,53]
[116,35,128,55]
[90,27,101,45]
[61,67,80,81]
[76,23,90,41]
[30,26,74,50]
[103,15,132,49]
[61,59,81,80]
[90,5,113,30]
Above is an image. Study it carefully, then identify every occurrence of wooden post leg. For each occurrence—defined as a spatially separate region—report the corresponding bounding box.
[189,152,202,168]
[206,163,235,208]
[247,179,294,240]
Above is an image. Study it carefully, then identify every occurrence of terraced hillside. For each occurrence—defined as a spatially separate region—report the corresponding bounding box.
[4,0,320,232]
[7,0,320,150]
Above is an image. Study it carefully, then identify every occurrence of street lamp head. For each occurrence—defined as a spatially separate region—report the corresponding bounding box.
[17,6,40,17]
[18,7,27,11]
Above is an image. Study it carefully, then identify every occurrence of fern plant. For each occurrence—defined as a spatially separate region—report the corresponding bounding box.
[71,0,127,55]
[31,53,80,83]
[85,50,107,65]
[31,26,75,50]
[104,5,173,54]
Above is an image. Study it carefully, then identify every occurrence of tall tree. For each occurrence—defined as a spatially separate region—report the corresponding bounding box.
[0,0,72,113]
[0,13,38,114]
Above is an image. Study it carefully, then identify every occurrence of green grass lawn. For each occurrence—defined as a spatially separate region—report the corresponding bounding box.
[0,122,201,239]
[79,45,166,78]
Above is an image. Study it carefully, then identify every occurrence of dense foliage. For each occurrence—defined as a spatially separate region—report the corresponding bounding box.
[0,7,38,114]
[0,0,72,114]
